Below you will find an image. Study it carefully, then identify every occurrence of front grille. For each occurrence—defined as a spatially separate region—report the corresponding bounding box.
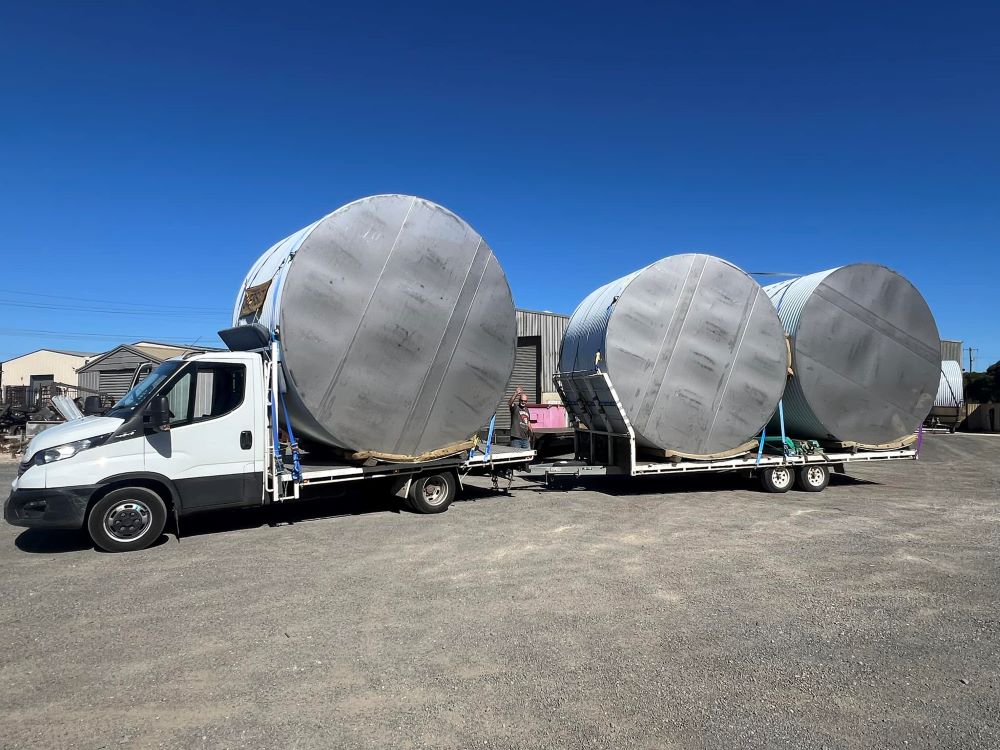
[16,460,31,478]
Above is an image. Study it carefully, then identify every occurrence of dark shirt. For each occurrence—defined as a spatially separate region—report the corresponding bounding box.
[510,403,531,439]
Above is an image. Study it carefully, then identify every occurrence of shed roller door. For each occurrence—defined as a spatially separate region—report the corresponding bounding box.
[493,337,540,434]
[99,369,136,401]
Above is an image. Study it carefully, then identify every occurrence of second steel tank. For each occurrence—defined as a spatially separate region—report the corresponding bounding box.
[559,253,789,457]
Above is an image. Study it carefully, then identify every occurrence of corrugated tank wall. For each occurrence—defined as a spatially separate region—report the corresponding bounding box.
[558,269,642,375]
[762,269,838,438]
[935,360,964,407]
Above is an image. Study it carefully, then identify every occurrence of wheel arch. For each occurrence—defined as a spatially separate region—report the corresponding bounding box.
[92,472,180,514]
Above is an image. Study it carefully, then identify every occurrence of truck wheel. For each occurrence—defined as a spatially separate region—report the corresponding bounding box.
[795,465,830,492]
[408,472,456,514]
[759,466,793,493]
[87,487,167,552]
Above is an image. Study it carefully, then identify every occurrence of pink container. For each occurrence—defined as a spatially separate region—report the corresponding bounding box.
[527,403,568,429]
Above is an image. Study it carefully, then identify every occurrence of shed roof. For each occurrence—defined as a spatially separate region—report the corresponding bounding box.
[78,342,216,372]
[2,348,97,364]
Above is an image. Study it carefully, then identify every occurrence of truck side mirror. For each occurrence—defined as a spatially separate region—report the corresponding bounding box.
[143,396,171,431]
[83,396,103,416]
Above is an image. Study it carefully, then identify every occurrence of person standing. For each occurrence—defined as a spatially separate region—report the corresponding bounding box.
[508,386,533,449]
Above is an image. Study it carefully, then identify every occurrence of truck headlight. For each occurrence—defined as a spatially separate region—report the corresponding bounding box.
[31,434,111,466]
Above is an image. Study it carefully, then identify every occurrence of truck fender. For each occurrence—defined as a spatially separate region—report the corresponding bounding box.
[96,472,182,511]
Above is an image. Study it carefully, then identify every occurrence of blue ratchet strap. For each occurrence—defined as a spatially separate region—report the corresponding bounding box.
[484,413,496,461]
[469,413,497,462]
[270,372,283,474]
[279,389,302,482]
[755,426,767,467]
[778,400,788,458]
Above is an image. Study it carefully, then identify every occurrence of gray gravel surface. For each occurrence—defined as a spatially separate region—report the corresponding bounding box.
[1,433,998,749]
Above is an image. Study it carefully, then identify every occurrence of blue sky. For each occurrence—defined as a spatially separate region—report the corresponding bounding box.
[2,1,997,368]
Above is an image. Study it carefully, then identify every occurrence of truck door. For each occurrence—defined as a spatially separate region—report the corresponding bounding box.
[144,361,260,510]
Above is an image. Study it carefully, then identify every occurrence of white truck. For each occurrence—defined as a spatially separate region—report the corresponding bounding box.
[5,326,533,552]
[528,370,919,491]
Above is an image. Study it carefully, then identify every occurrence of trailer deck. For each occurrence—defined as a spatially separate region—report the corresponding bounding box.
[538,369,918,492]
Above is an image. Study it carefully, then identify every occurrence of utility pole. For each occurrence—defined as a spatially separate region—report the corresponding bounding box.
[967,347,978,373]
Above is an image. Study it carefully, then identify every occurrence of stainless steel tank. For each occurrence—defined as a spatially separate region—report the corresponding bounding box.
[559,254,789,457]
[233,194,517,457]
[763,264,941,445]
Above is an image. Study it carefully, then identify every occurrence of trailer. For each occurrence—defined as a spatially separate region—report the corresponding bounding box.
[528,370,918,493]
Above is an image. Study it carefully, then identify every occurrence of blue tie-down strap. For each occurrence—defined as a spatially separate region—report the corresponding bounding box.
[470,414,497,462]
[270,383,284,474]
[777,400,788,457]
[279,389,302,482]
[755,426,767,467]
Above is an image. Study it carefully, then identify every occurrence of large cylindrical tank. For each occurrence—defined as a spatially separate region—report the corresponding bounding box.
[763,264,941,445]
[935,360,964,408]
[559,254,789,457]
[233,194,517,457]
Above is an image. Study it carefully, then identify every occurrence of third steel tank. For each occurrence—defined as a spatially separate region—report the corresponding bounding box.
[763,264,940,445]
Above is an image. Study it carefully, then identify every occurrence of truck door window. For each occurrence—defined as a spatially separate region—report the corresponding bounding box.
[192,364,246,423]
[162,370,194,426]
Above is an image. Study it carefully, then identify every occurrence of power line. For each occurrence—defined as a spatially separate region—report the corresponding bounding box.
[0,288,226,312]
[0,327,221,343]
[0,299,224,317]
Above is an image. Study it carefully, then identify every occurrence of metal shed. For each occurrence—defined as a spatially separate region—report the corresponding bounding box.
[940,339,963,364]
[77,342,219,402]
[492,309,569,435]
[1,348,96,406]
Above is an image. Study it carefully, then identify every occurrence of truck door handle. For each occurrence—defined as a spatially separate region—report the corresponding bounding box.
[240,431,252,450]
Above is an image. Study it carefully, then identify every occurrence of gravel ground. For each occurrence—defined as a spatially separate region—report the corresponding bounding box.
[0,433,998,749]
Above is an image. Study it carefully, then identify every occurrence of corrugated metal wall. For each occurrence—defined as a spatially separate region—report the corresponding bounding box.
[940,340,962,363]
[495,338,540,432]
[486,310,569,438]
[78,347,162,401]
[515,309,569,397]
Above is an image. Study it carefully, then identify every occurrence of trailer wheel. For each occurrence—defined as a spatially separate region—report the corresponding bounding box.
[759,466,793,493]
[795,465,830,492]
[408,472,456,514]
[87,487,167,553]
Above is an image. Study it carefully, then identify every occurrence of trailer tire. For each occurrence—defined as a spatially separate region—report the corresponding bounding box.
[408,472,456,514]
[795,465,830,492]
[759,466,793,493]
[87,487,167,552]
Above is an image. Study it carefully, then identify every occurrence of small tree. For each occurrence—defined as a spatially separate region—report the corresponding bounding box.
[964,361,1000,403]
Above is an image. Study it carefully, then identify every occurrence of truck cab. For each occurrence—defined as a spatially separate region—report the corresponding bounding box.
[5,351,267,552]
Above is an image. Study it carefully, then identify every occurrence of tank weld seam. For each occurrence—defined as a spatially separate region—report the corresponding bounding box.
[812,283,940,364]
[396,236,491,454]
[317,196,417,419]
[637,255,706,435]
[795,349,927,433]
[704,284,760,450]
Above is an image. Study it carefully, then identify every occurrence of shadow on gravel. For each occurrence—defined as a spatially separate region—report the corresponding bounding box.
[518,469,882,496]
[172,482,511,541]
[10,482,518,552]
[14,528,93,553]
[14,529,171,554]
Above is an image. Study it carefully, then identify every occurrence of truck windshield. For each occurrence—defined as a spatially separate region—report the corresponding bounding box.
[107,361,185,416]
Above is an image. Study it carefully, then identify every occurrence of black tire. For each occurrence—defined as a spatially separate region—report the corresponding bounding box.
[759,465,794,493]
[87,487,168,552]
[795,464,830,492]
[407,472,456,514]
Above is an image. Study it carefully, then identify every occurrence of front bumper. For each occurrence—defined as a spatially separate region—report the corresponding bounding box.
[4,486,97,529]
